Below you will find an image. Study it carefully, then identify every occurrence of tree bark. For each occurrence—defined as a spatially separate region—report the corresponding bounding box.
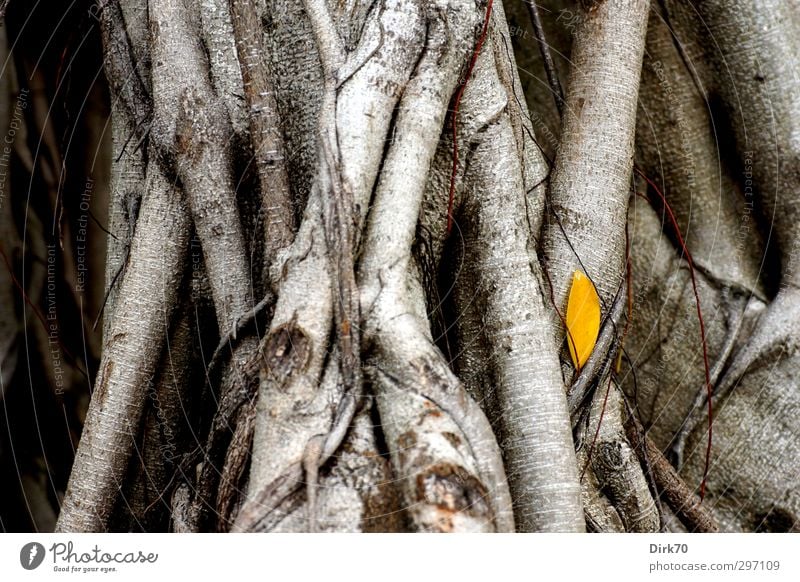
[1,0,797,534]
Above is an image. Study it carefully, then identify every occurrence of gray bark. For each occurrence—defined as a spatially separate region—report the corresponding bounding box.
[57,159,191,532]
[453,31,583,530]
[11,0,793,534]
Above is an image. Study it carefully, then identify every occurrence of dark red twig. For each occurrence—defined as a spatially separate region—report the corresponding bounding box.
[635,167,712,500]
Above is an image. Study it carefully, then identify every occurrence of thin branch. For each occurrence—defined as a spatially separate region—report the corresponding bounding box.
[567,281,627,417]
[205,293,274,382]
[623,405,719,533]
[522,0,564,114]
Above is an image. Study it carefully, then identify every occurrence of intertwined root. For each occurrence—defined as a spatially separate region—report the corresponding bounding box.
[50,0,800,534]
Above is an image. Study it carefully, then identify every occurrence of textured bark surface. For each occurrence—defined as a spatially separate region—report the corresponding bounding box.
[543,0,650,308]
[1,0,798,533]
[56,161,191,532]
[455,46,583,530]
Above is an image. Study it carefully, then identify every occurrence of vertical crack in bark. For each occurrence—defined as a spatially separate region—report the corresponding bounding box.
[460,115,585,530]
[116,302,194,531]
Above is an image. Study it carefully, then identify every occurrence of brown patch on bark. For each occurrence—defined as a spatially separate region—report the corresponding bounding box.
[579,0,605,11]
[442,432,461,448]
[415,463,492,522]
[420,399,442,421]
[92,360,113,410]
[397,431,416,450]
[261,323,311,389]
[410,356,460,399]
[175,120,194,160]
[575,97,586,117]
[175,90,207,163]
[362,468,405,532]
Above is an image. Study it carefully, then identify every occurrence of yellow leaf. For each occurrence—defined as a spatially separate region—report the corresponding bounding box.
[566,270,600,370]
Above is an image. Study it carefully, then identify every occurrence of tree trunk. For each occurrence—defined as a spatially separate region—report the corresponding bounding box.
[0,0,797,533]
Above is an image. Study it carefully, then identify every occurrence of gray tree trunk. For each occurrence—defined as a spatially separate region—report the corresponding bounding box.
[0,0,796,533]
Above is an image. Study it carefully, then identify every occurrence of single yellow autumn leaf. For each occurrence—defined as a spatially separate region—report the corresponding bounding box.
[566,270,600,370]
